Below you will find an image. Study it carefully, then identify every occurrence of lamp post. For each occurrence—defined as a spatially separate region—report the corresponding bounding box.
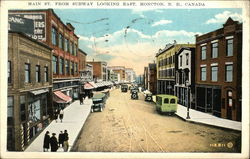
[185,81,191,119]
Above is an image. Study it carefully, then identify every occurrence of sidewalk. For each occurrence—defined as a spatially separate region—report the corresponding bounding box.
[176,104,242,131]
[25,98,92,152]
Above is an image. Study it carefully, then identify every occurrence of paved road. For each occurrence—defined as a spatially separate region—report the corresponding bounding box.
[72,88,241,152]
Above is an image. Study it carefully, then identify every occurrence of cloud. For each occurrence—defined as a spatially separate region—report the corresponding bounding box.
[205,11,242,24]
[79,28,202,74]
[152,20,173,27]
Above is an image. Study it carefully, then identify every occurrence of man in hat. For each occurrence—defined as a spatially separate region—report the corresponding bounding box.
[50,133,58,152]
[43,131,50,152]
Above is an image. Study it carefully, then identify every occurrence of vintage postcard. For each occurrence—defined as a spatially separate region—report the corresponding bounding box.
[0,0,249,159]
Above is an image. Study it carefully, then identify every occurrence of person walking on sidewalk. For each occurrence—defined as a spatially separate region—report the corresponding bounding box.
[59,108,64,122]
[58,131,64,148]
[63,130,69,152]
[43,131,50,152]
[50,133,58,152]
[54,109,59,123]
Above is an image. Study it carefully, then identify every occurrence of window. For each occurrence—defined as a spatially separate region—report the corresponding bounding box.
[71,62,74,75]
[212,42,218,58]
[69,41,73,54]
[74,44,77,56]
[75,63,78,74]
[201,67,206,81]
[44,66,48,82]
[186,53,189,65]
[180,55,182,67]
[226,39,233,56]
[164,98,169,104]
[8,61,11,83]
[201,46,206,60]
[227,90,233,108]
[65,60,70,75]
[51,27,57,46]
[25,63,31,83]
[170,99,176,104]
[20,96,26,121]
[64,39,68,52]
[8,96,14,125]
[211,66,218,82]
[59,57,64,75]
[35,65,40,82]
[59,33,63,49]
[226,65,233,82]
[52,56,58,74]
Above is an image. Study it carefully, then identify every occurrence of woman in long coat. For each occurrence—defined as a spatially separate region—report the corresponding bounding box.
[43,131,50,152]
[50,133,58,152]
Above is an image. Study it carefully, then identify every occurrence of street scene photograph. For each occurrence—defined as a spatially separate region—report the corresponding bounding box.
[1,1,249,158]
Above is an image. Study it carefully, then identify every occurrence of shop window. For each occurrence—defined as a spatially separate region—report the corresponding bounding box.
[8,61,11,83]
[44,66,48,82]
[35,65,41,82]
[211,42,218,58]
[7,128,14,151]
[211,66,218,82]
[25,63,31,83]
[28,100,41,123]
[201,46,206,60]
[226,39,233,56]
[7,96,14,125]
[225,64,233,82]
[20,95,26,121]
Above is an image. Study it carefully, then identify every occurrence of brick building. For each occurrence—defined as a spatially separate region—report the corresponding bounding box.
[9,9,80,105]
[87,61,108,82]
[8,31,53,151]
[143,67,148,90]
[195,17,242,121]
[148,63,157,95]
[107,66,126,82]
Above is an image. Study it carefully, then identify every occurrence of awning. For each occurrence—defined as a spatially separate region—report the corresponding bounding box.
[89,82,98,88]
[30,88,49,95]
[53,91,72,103]
[84,82,94,90]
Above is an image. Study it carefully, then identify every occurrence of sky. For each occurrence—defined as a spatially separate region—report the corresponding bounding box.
[54,8,242,75]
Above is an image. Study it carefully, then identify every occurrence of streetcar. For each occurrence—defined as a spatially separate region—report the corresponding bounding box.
[155,94,178,115]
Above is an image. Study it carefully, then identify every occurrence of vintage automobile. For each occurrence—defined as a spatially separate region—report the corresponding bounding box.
[91,93,106,112]
[130,86,139,93]
[121,84,128,92]
[143,90,153,102]
[131,89,139,99]
[155,94,178,115]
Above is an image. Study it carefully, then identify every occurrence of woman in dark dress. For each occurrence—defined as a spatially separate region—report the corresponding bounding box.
[54,109,59,122]
[58,131,64,147]
[43,131,50,152]
[50,133,58,152]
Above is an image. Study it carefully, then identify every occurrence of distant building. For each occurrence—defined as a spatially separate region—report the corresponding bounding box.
[8,31,53,151]
[143,67,148,90]
[87,61,108,82]
[156,42,195,95]
[78,49,87,73]
[174,47,196,108]
[148,63,157,95]
[125,68,136,82]
[107,66,126,82]
[195,17,242,121]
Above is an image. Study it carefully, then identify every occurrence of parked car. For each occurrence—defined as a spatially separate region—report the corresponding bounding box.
[143,90,153,102]
[155,94,178,115]
[91,93,106,112]
[121,84,128,92]
[131,92,139,100]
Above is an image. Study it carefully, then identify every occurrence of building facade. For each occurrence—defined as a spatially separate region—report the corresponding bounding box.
[107,66,126,82]
[156,42,194,95]
[148,63,157,95]
[143,67,149,90]
[125,68,136,83]
[175,47,196,108]
[87,61,108,82]
[10,9,80,105]
[8,31,53,151]
[195,18,242,121]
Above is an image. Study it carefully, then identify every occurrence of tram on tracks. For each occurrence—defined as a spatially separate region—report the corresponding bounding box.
[155,94,178,115]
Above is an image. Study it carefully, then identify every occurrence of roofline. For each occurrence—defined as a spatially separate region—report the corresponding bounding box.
[78,48,87,55]
[9,31,52,50]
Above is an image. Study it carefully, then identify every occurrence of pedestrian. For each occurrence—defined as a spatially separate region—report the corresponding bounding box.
[50,133,58,152]
[58,131,64,147]
[54,109,59,122]
[79,94,83,105]
[59,109,64,122]
[63,130,69,152]
[43,131,50,152]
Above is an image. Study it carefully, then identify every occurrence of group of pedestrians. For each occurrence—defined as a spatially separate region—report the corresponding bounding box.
[43,130,69,152]
[54,108,64,122]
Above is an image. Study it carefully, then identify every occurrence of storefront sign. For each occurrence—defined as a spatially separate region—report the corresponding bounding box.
[9,13,46,41]
[8,15,34,35]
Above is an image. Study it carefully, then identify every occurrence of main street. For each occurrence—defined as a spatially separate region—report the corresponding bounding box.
[72,88,241,152]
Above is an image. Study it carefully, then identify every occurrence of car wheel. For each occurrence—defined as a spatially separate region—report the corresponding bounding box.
[146,97,152,101]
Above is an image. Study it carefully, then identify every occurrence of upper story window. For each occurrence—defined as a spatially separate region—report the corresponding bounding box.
[44,66,48,82]
[180,55,182,67]
[226,39,233,56]
[64,39,68,52]
[186,53,189,65]
[71,61,74,75]
[225,64,233,82]
[201,46,206,60]
[59,58,64,75]
[211,42,218,58]
[74,44,77,56]
[35,65,41,82]
[200,66,206,81]
[69,41,73,54]
[52,56,58,74]
[65,60,70,75]
[25,63,31,83]
[8,61,11,83]
[59,33,63,49]
[51,27,57,46]
[211,66,218,82]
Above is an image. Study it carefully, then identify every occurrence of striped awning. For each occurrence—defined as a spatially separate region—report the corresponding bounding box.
[53,91,72,103]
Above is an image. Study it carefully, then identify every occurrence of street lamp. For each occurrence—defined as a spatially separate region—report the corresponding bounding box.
[185,80,191,119]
